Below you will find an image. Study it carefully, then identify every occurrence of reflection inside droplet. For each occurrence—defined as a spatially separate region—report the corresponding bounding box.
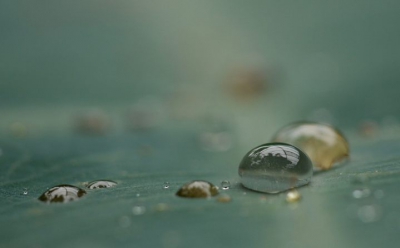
[38,185,86,203]
[86,180,117,189]
[176,180,219,198]
[239,143,313,193]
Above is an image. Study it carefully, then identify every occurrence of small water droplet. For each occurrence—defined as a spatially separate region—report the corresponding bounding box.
[118,215,131,228]
[176,180,219,198]
[74,109,110,135]
[220,181,230,190]
[286,190,301,203]
[272,122,349,170]
[357,205,381,223]
[239,143,313,193]
[154,203,169,212]
[86,180,117,189]
[163,182,170,189]
[217,194,232,203]
[352,189,371,199]
[22,188,28,195]
[38,185,86,203]
[132,206,146,215]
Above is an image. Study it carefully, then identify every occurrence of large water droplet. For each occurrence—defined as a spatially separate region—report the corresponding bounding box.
[38,185,86,203]
[176,180,219,198]
[86,180,117,189]
[272,122,349,170]
[239,143,313,193]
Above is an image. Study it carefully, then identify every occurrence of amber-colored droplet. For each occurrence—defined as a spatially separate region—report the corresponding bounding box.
[176,180,219,198]
[286,190,301,203]
[217,194,232,203]
[272,122,349,170]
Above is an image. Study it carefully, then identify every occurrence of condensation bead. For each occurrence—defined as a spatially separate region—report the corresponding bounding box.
[38,185,86,203]
[239,143,313,193]
[86,180,117,189]
[176,180,219,198]
[272,122,349,170]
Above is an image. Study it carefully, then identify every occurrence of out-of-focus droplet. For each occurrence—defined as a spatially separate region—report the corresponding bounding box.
[132,206,146,215]
[286,190,301,203]
[10,122,28,137]
[38,185,86,203]
[239,143,313,193]
[136,193,140,197]
[86,180,117,189]
[359,120,378,138]
[352,188,371,199]
[163,182,170,189]
[126,96,165,131]
[217,194,232,203]
[176,180,219,198]
[74,109,110,135]
[272,122,349,170]
[220,181,230,190]
[22,188,28,195]
[154,203,169,212]
[357,205,381,223]
[225,68,268,101]
[199,131,232,152]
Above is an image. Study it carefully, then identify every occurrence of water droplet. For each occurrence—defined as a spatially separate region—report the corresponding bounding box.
[225,67,267,101]
[136,193,140,197]
[163,182,170,189]
[86,180,117,189]
[286,190,301,203]
[357,205,381,223]
[118,215,131,228]
[272,122,349,170]
[359,120,378,138]
[217,194,232,203]
[352,189,371,199]
[74,109,110,135]
[220,180,230,190]
[38,185,86,203]
[176,180,219,198]
[154,203,169,212]
[22,188,28,195]
[239,143,313,193]
[132,206,146,215]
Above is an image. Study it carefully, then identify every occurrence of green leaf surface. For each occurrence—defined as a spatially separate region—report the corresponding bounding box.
[1,130,400,248]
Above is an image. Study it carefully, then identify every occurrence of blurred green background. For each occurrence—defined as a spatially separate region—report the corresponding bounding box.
[1,1,400,248]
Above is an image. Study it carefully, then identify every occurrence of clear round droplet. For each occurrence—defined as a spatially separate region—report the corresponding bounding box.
[357,205,381,223]
[272,122,349,170]
[352,188,371,199]
[239,143,313,193]
[132,206,146,215]
[220,180,230,190]
[38,185,86,203]
[163,182,170,189]
[176,180,219,198]
[86,180,117,189]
